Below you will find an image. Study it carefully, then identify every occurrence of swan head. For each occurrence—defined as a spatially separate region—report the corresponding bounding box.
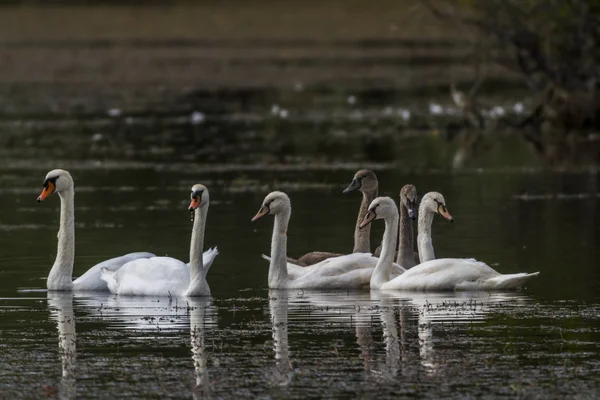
[37,169,74,202]
[188,184,209,212]
[400,184,418,220]
[343,169,378,194]
[359,197,397,228]
[421,192,453,222]
[251,191,290,221]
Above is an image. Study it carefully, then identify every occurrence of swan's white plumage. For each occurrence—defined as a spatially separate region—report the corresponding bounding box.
[262,253,405,280]
[377,258,539,291]
[367,196,539,291]
[283,255,375,289]
[254,191,404,289]
[101,248,218,296]
[72,252,156,291]
[38,169,156,292]
[100,184,218,297]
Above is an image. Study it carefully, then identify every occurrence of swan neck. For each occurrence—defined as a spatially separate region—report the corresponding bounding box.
[371,211,398,289]
[396,203,415,267]
[353,188,377,253]
[417,208,435,263]
[269,210,290,288]
[188,204,208,294]
[48,189,75,291]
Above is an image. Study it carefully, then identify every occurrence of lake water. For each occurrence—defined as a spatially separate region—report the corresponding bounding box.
[1,3,599,398]
[1,150,599,398]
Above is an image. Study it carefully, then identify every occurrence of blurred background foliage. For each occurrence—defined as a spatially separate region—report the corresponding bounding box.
[0,0,598,167]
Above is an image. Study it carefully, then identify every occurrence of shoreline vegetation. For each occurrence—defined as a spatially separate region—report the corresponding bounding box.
[0,1,597,167]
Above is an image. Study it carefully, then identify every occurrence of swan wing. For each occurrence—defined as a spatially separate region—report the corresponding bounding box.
[297,251,344,266]
[101,256,189,296]
[263,252,390,280]
[289,265,374,289]
[72,252,156,291]
[287,253,378,289]
[201,247,219,274]
[381,258,538,291]
[455,272,540,290]
[381,258,498,291]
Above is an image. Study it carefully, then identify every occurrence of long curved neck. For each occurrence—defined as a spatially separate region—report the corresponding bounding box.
[353,188,377,253]
[396,203,415,267]
[269,210,290,288]
[417,208,435,263]
[48,189,75,291]
[188,205,208,295]
[371,211,398,289]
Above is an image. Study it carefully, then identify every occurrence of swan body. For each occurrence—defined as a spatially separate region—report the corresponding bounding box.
[101,250,218,296]
[364,195,539,291]
[253,191,404,289]
[101,184,218,297]
[287,251,343,266]
[377,257,538,291]
[37,169,155,291]
[264,253,405,281]
[71,252,157,291]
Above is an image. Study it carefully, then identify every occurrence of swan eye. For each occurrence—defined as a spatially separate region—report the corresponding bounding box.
[43,176,58,188]
[192,190,204,200]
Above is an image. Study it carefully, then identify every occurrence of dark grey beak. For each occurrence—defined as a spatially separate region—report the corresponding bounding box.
[343,178,361,194]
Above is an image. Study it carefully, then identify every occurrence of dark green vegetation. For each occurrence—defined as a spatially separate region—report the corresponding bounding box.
[2,1,597,168]
[426,0,600,165]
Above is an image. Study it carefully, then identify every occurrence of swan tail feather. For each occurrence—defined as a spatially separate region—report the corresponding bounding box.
[100,267,119,294]
[201,247,219,276]
[486,272,540,289]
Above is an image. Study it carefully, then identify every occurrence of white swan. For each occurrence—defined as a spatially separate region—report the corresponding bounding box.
[37,169,155,291]
[362,196,539,290]
[100,184,218,297]
[252,191,404,289]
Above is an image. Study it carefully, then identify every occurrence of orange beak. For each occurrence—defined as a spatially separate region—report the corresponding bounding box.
[251,205,270,222]
[188,197,200,211]
[438,205,454,222]
[359,210,377,229]
[37,181,55,202]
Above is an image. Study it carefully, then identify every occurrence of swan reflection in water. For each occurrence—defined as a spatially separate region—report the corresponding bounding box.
[268,290,294,386]
[47,292,77,400]
[189,298,212,399]
[280,290,529,380]
[372,291,529,376]
[73,294,216,398]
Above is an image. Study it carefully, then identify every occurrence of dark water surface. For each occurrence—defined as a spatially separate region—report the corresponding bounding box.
[0,160,599,399]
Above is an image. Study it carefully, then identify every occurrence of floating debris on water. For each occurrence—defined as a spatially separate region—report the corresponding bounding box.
[107,108,122,118]
[191,111,206,125]
[429,103,443,115]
